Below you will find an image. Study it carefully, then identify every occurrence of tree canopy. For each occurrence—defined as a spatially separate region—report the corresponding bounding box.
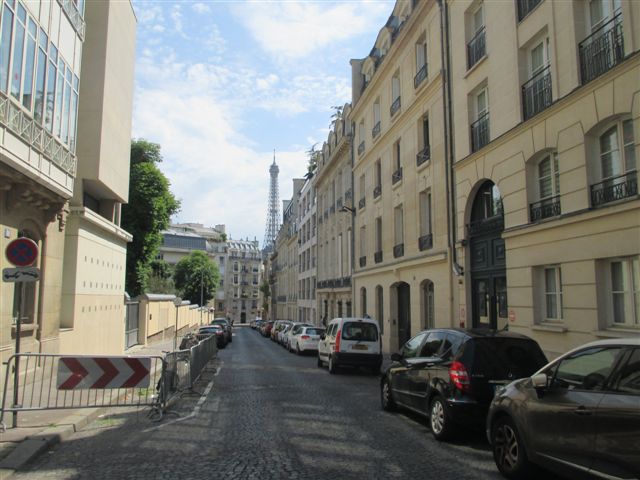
[173,251,220,305]
[122,139,180,296]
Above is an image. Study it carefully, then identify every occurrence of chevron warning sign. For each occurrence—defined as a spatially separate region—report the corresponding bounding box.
[57,356,151,390]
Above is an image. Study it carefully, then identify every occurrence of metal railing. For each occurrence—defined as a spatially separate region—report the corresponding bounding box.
[374,185,382,198]
[579,14,624,85]
[392,167,403,184]
[590,171,637,207]
[374,251,383,264]
[359,256,367,267]
[417,146,430,166]
[390,96,401,116]
[372,121,381,138]
[58,0,86,39]
[414,64,428,88]
[522,65,552,120]
[530,196,561,222]
[467,26,486,70]
[358,141,365,155]
[517,0,542,22]
[359,197,366,209]
[419,233,433,251]
[471,112,490,152]
[393,243,404,258]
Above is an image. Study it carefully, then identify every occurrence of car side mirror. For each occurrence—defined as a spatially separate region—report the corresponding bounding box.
[531,373,548,389]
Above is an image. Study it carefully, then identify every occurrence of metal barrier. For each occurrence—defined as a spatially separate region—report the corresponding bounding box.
[0,354,164,430]
[189,334,218,386]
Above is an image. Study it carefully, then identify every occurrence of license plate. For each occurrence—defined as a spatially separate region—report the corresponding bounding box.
[352,344,368,351]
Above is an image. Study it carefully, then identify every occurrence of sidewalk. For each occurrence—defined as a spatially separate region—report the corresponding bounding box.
[0,338,175,478]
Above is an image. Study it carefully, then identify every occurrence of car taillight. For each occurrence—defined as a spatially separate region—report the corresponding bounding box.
[449,361,471,393]
[300,335,310,340]
[334,329,341,352]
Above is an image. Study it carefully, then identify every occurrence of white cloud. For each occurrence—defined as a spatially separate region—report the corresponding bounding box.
[232,1,392,60]
[192,3,211,14]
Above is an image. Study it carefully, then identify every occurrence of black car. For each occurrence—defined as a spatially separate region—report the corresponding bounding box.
[211,318,232,343]
[487,337,640,480]
[198,325,226,349]
[380,328,547,441]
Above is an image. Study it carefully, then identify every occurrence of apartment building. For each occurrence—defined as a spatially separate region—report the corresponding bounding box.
[350,0,452,352]
[297,178,317,324]
[315,104,354,326]
[449,0,639,356]
[224,238,261,324]
[0,0,136,360]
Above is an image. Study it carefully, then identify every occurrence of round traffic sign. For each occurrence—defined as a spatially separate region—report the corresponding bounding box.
[5,238,39,267]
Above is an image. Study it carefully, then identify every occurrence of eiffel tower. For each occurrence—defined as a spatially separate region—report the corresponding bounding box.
[262,151,280,255]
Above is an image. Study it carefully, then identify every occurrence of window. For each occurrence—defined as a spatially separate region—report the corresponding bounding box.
[375,216,383,262]
[394,204,404,258]
[376,285,384,335]
[420,331,446,357]
[373,99,381,137]
[417,116,430,165]
[611,348,640,395]
[414,36,428,88]
[361,287,367,316]
[523,38,552,120]
[358,174,365,208]
[419,190,432,250]
[358,120,365,154]
[471,86,490,152]
[589,0,621,32]
[609,257,639,326]
[531,152,561,221]
[592,119,637,206]
[467,2,486,69]
[401,332,428,358]
[392,140,402,183]
[391,71,401,115]
[374,159,382,198]
[422,280,435,328]
[544,266,563,320]
[552,347,623,391]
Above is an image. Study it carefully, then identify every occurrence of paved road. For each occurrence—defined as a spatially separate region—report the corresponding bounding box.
[13,328,515,479]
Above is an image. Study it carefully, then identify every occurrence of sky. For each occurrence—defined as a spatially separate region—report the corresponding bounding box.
[130,0,395,244]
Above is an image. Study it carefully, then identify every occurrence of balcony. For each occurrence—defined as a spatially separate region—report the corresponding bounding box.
[579,14,624,85]
[390,96,401,116]
[590,171,637,207]
[358,141,365,155]
[359,256,367,267]
[345,188,352,201]
[517,0,542,22]
[522,65,552,121]
[393,243,404,258]
[372,121,381,138]
[374,251,383,264]
[416,146,431,167]
[467,26,486,70]
[373,185,382,199]
[414,64,428,88]
[392,167,403,184]
[470,112,490,153]
[359,197,366,209]
[530,196,561,222]
[418,234,433,251]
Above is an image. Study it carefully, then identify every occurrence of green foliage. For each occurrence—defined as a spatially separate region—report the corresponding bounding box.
[259,281,270,298]
[150,259,172,279]
[305,143,320,178]
[220,232,227,242]
[122,139,180,296]
[148,259,175,294]
[173,251,220,305]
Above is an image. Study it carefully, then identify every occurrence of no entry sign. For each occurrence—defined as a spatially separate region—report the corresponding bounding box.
[5,238,39,267]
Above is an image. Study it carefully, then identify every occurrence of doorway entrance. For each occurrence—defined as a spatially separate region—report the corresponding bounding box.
[394,282,411,348]
[468,181,506,329]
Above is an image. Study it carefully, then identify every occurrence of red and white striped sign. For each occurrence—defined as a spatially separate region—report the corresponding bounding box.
[57,356,151,390]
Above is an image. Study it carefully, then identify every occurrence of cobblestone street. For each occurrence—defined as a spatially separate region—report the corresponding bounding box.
[13,328,517,479]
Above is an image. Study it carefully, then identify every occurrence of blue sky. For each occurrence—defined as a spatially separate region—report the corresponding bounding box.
[130,0,394,243]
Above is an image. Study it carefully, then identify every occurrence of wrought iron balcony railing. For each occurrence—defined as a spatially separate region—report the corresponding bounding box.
[392,167,403,184]
[579,14,624,85]
[393,243,404,258]
[372,121,381,138]
[414,64,428,88]
[590,171,637,207]
[359,256,367,268]
[470,112,490,153]
[358,141,365,155]
[359,197,366,209]
[418,234,433,251]
[467,26,486,70]
[530,196,561,222]
[517,0,542,22]
[390,96,401,116]
[522,65,552,120]
[373,185,382,199]
[374,251,383,264]
[417,145,431,167]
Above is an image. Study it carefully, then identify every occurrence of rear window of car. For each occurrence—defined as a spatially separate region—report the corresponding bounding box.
[304,328,324,336]
[341,322,378,342]
[466,337,548,380]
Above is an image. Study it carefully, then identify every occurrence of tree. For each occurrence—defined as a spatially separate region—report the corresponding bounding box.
[147,259,175,294]
[305,143,321,178]
[173,251,220,305]
[122,139,180,296]
[259,281,271,319]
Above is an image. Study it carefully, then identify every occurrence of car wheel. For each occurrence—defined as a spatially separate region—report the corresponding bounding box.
[491,416,531,479]
[328,355,338,374]
[381,377,396,411]
[317,355,323,368]
[429,395,455,441]
[295,343,301,355]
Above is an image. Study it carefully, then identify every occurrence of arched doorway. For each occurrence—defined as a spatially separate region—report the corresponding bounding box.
[391,282,411,348]
[468,181,507,329]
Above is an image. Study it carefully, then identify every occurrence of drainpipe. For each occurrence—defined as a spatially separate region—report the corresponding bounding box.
[36,229,47,354]
[438,0,460,326]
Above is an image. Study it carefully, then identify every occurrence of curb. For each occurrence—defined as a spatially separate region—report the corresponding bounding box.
[0,406,106,479]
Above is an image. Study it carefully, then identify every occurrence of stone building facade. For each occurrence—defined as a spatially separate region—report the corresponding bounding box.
[296,178,318,324]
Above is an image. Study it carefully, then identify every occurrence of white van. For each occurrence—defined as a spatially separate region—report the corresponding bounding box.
[317,317,382,374]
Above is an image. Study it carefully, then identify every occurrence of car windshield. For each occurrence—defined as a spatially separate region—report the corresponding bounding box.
[469,338,548,379]
[304,328,324,336]
[341,322,378,342]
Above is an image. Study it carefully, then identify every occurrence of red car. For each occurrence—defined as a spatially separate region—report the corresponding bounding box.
[262,321,274,337]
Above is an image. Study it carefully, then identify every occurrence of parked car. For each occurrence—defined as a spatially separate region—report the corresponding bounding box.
[289,326,325,355]
[198,325,226,349]
[262,321,274,337]
[487,337,640,480]
[211,318,232,343]
[271,320,291,342]
[284,322,313,350]
[380,328,548,441]
[278,324,293,345]
[318,317,382,374]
